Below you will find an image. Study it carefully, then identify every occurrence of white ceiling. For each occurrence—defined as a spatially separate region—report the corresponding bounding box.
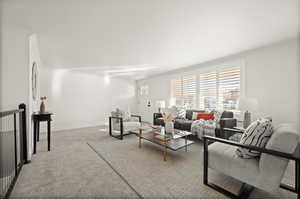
[2,0,300,79]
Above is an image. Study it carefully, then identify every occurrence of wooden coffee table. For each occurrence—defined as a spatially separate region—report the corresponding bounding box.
[137,128,194,161]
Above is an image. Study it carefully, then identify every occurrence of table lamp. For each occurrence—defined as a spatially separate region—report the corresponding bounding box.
[238,97,259,128]
[155,100,166,113]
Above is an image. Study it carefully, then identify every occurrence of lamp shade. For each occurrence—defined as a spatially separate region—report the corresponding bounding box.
[238,97,259,112]
[155,100,166,108]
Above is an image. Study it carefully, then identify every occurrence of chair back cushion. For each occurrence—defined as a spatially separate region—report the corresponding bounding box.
[236,118,273,158]
[259,124,299,191]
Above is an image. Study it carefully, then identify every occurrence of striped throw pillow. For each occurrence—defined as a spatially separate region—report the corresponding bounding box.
[236,118,273,158]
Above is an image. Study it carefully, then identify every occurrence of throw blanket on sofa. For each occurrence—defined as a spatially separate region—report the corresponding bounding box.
[191,110,223,139]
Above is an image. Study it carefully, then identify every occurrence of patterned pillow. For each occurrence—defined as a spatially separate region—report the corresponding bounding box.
[236,118,273,158]
[210,110,223,123]
[177,107,186,118]
[169,106,186,119]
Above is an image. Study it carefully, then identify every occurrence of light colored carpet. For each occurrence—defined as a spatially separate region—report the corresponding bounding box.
[11,126,297,199]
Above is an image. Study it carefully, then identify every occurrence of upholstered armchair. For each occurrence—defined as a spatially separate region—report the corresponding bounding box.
[109,114,141,140]
[203,124,300,198]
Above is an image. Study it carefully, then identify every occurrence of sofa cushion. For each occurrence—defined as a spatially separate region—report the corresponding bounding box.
[185,109,204,120]
[236,118,273,158]
[174,119,193,131]
[208,142,260,186]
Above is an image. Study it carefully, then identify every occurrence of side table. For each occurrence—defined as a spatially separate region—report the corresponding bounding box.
[32,112,53,154]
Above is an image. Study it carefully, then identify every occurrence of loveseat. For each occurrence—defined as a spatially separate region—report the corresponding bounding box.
[153,109,236,138]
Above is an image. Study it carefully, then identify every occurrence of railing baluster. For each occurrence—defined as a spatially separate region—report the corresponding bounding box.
[0,104,27,199]
[14,113,17,177]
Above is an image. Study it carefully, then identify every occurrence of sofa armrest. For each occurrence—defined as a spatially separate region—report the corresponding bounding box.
[203,135,297,160]
[131,114,141,122]
[219,118,237,129]
[153,113,163,125]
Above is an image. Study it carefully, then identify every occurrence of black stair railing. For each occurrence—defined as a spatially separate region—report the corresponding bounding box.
[0,104,28,199]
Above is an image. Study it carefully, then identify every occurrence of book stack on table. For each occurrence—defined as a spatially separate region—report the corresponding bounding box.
[154,131,171,141]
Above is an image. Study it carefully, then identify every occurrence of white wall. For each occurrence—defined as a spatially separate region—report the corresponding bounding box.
[0,25,30,110]
[40,68,137,131]
[137,38,300,131]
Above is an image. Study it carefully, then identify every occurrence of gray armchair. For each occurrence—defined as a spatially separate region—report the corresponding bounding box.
[203,124,299,198]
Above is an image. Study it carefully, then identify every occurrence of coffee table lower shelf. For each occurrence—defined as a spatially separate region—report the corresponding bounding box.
[138,131,194,161]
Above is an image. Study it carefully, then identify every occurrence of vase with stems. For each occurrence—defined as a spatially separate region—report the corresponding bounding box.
[40,96,47,113]
[162,113,175,134]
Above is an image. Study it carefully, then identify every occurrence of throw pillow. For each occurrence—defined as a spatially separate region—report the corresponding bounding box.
[197,113,214,120]
[169,106,186,119]
[236,118,273,159]
[177,106,186,118]
[192,112,198,120]
[210,110,222,123]
[124,108,131,121]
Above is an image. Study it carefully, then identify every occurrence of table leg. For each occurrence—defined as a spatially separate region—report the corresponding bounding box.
[139,129,142,148]
[33,121,37,154]
[185,135,187,152]
[47,120,51,151]
[163,140,167,161]
[37,122,40,142]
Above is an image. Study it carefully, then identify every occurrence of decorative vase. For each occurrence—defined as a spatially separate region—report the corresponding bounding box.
[165,121,174,133]
[40,101,45,113]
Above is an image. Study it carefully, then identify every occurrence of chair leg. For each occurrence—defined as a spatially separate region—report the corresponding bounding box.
[120,128,123,140]
[296,160,300,199]
[203,138,208,185]
[238,183,254,199]
[109,117,112,136]
[120,119,123,140]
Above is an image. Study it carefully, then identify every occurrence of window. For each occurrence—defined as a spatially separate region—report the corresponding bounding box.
[171,64,242,111]
[218,67,240,111]
[198,66,241,111]
[171,75,196,108]
[199,72,217,109]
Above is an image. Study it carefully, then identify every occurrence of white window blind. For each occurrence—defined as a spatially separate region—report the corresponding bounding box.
[198,66,241,110]
[171,75,196,108]
[171,65,241,111]
[199,72,217,109]
[182,75,196,107]
[218,67,240,110]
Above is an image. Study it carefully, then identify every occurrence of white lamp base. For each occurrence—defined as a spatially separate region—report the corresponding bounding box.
[243,111,251,129]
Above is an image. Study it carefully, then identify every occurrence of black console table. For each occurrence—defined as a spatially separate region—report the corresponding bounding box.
[32,112,53,154]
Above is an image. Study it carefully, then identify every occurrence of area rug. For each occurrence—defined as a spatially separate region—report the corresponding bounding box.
[88,133,296,199]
